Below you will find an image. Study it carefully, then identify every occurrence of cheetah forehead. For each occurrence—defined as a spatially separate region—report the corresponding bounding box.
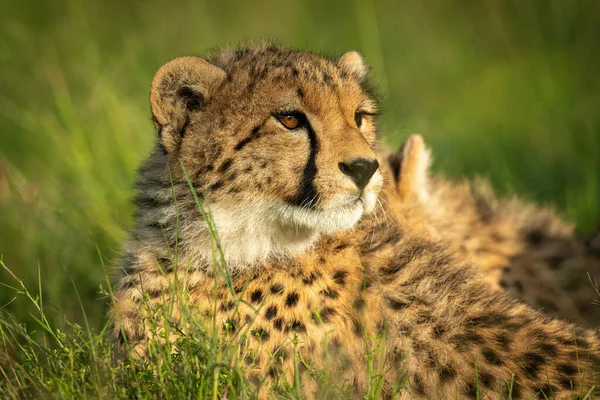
[209,43,377,103]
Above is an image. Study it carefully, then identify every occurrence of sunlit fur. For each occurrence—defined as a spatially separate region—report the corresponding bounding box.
[386,134,600,327]
[112,45,600,399]
[134,43,383,271]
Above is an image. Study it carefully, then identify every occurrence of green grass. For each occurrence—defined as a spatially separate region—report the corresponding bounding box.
[0,0,599,398]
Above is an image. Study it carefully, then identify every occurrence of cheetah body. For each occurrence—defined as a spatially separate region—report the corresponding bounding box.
[112,44,600,399]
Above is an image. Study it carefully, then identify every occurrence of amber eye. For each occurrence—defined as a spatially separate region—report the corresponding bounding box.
[355,112,364,128]
[275,112,305,130]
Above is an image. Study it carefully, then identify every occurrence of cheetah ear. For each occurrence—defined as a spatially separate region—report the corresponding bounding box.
[337,51,368,80]
[388,134,432,203]
[150,56,227,152]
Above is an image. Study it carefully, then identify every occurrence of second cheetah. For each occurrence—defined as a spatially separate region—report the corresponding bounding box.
[386,134,600,328]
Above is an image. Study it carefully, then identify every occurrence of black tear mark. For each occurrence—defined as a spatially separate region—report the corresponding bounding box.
[289,121,319,207]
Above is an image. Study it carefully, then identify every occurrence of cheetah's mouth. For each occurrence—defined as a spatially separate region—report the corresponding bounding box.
[274,185,380,235]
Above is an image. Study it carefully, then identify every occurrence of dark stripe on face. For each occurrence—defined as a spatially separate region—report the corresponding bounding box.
[234,126,262,151]
[289,121,319,208]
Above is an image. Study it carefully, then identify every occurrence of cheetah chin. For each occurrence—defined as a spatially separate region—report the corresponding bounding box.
[204,170,382,269]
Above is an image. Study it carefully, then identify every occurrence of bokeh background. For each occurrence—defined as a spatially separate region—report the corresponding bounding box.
[1,0,599,331]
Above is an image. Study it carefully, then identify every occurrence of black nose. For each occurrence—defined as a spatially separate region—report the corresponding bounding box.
[338,158,379,190]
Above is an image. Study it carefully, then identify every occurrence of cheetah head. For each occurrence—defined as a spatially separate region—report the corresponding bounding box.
[144,44,382,268]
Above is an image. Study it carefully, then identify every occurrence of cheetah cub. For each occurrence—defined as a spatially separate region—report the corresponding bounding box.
[386,134,600,327]
[112,44,600,399]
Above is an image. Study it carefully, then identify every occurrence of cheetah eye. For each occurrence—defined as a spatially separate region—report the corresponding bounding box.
[274,112,305,130]
[354,112,364,128]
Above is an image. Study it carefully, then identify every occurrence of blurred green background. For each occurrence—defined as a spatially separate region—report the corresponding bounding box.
[1,0,598,330]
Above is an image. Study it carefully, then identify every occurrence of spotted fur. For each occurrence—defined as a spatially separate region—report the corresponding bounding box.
[111,44,600,399]
[386,134,600,328]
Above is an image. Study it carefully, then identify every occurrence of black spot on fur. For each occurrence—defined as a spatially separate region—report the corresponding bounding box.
[265,305,277,320]
[329,336,342,350]
[218,159,233,173]
[482,348,502,365]
[273,318,284,332]
[116,329,128,345]
[267,366,278,378]
[250,289,263,304]
[547,254,565,270]
[559,376,574,390]
[234,126,262,151]
[319,307,336,323]
[120,277,139,290]
[416,311,432,324]
[468,312,509,328]
[479,372,495,388]
[353,297,366,310]
[352,319,364,336]
[451,332,484,351]
[432,324,448,339]
[514,280,524,294]
[270,283,284,294]
[385,296,411,310]
[210,180,224,191]
[297,88,304,98]
[220,301,235,312]
[321,287,339,299]
[465,381,478,399]
[526,229,544,247]
[252,327,270,342]
[558,363,577,377]
[439,365,456,382]
[379,238,431,279]
[146,287,164,298]
[224,318,237,333]
[361,276,372,290]
[509,381,522,398]
[302,272,319,285]
[285,292,299,307]
[290,320,306,333]
[334,242,349,252]
[523,352,546,379]
[412,373,426,396]
[537,383,557,399]
[332,270,348,286]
